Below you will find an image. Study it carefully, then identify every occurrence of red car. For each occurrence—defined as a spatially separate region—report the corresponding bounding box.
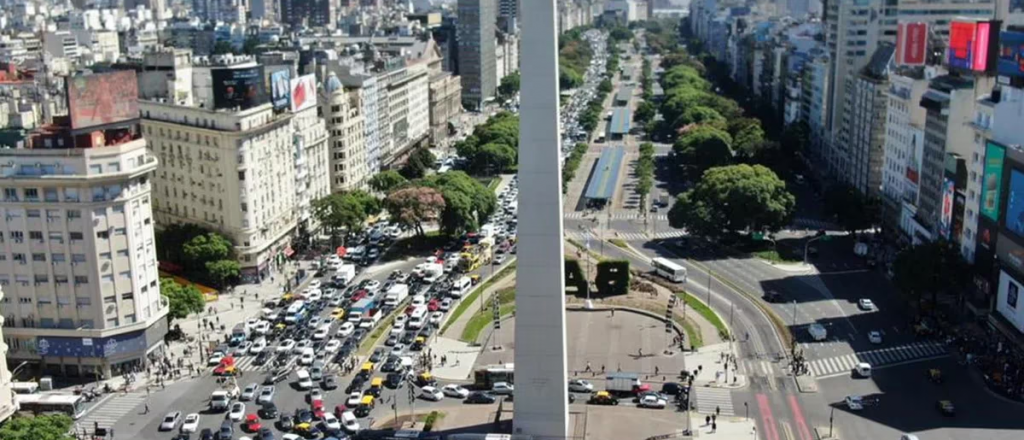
[334,404,347,419]
[244,414,261,432]
[311,399,325,419]
[427,299,440,311]
[405,305,417,316]
[351,290,368,302]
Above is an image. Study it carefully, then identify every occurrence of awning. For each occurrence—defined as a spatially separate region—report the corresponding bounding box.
[336,246,347,257]
[284,246,295,257]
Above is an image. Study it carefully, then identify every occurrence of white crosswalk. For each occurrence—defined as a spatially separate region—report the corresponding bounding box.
[564,230,687,241]
[226,353,342,375]
[564,211,669,221]
[77,392,147,431]
[692,386,735,416]
[807,342,948,377]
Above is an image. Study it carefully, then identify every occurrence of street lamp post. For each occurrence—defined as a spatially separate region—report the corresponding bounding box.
[706,268,712,307]
[829,406,835,438]
[744,401,749,419]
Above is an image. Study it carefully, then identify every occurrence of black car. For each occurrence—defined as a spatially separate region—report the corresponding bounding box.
[385,372,404,389]
[259,402,279,419]
[400,331,416,345]
[200,429,214,440]
[254,351,271,366]
[369,348,387,363]
[173,433,191,440]
[352,328,368,342]
[381,359,400,373]
[465,392,497,404]
[661,382,686,396]
[346,376,366,393]
[295,409,314,424]
[258,427,275,440]
[278,413,294,431]
[323,375,339,390]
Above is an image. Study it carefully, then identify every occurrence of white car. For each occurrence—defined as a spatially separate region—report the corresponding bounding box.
[282,435,302,440]
[299,349,315,366]
[858,298,876,311]
[429,311,444,325]
[638,394,667,409]
[364,279,382,293]
[228,402,246,421]
[307,317,323,329]
[207,352,225,366]
[845,395,864,410]
[391,344,406,357]
[868,331,883,344]
[240,383,259,401]
[491,382,514,395]
[294,339,313,354]
[440,298,453,311]
[181,413,201,433]
[307,279,322,290]
[257,386,275,404]
[322,413,341,431]
[275,339,296,353]
[568,379,594,393]
[394,315,408,327]
[337,322,355,337]
[346,392,363,407]
[234,341,253,356]
[419,386,444,401]
[306,289,323,302]
[324,339,342,353]
[312,327,330,340]
[249,337,267,354]
[244,318,259,331]
[308,388,324,402]
[442,384,469,398]
[341,410,360,433]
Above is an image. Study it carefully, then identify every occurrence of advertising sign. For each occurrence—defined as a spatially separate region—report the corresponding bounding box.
[270,70,291,110]
[939,178,955,239]
[289,74,317,112]
[953,192,966,240]
[948,21,978,70]
[981,142,1007,221]
[896,22,928,66]
[997,271,1024,333]
[212,66,267,111]
[35,328,149,358]
[66,70,140,130]
[1006,169,1024,238]
[999,31,1024,78]
[978,218,996,250]
[972,21,994,72]
[997,232,1024,277]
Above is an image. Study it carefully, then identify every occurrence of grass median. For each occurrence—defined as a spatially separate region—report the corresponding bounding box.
[609,238,629,249]
[440,261,517,335]
[460,287,516,342]
[358,312,397,355]
[637,272,730,341]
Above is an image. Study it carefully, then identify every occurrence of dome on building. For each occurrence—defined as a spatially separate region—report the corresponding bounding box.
[325,73,343,93]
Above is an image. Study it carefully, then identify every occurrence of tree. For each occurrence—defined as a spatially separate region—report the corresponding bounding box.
[312,190,382,240]
[893,240,970,309]
[598,78,614,94]
[497,71,520,102]
[730,118,766,158]
[205,260,240,288]
[420,171,496,236]
[677,105,726,130]
[823,183,881,234]
[385,186,446,236]
[673,125,734,174]
[400,148,436,179]
[559,68,584,90]
[242,36,260,55]
[368,170,408,193]
[0,414,75,440]
[161,278,205,322]
[661,65,710,91]
[183,233,233,266]
[634,101,657,125]
[668,164,795,237]
[212,40,234,55]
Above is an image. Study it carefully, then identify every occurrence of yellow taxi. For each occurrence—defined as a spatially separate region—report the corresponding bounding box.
[331,308,346,319]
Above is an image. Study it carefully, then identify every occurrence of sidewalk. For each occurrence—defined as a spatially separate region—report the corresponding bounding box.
[683,342,747,389]
[689,413,758,440]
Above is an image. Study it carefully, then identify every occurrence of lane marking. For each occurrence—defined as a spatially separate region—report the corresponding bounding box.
[757,394,780,440]
[779,420,795,440]
[788,394,813,440]
[815,353,951,380]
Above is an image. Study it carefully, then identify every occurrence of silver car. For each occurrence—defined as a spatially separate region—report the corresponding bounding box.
[158,411,182,431]
[257,385,276,404]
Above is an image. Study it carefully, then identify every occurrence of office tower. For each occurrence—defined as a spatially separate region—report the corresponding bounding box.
[457,0,497,110]
[280,0,337,29]
[515,0,569,438]
[1,70,167,379]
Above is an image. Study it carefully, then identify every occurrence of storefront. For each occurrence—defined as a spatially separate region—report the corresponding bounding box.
[27,318,167,379]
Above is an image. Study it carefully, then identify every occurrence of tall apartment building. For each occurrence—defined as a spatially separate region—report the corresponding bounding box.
[1,288,17,423]
[331,66,385,177]
[0,73,167,379]
[322,73,369,191]
[139,53,327,281]
[429,71,462,146]
[458,0,497,110]
[881,68,932,243]
[382,62,431,166]
[836,43,894,196]
[280,0,337,30]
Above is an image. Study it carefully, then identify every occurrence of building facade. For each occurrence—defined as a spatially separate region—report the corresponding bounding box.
[0,286,13,423]
[458,0,497,109]
[322,73,369,191]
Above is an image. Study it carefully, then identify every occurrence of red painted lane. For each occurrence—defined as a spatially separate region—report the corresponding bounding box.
[788,394,813,440]
[756,393,779,440]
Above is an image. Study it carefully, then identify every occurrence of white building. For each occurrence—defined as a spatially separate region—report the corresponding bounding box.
[882,68,933,243]
[0,285,16,423]
[322,73,369,192]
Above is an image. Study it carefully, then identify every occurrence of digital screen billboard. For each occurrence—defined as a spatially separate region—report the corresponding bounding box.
[981,142,1006,221]
[896,22,928,66]
[270,69,291,111]
[998,31,1024,78]
[66,70,140,130]
[997,271,1024,333]
[1005,169,1024,238]
[939,178,955,239]
[289,74,317,113]
[948,20,999,72]
[212,66,267,111]
[948,21,978,70]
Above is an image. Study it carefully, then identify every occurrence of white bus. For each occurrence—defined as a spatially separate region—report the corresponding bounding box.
[651,258,687,283]
[407,305,429,329]
[15,393,87,419]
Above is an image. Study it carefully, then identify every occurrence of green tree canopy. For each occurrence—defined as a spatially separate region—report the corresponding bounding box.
[368,170,408,193]
[893,240,970,308]
[161,278,205,322]
[498,71,520,102]
[183,232,233,265]
[598,78,614,94]
[668,164,795,237]
[634,101,657,125]
[385,186,446,236]
[661,65,710,91]
[729,118,766,158]
[0,414,75,440]
[472,143,517,175]
[454,112,520,175]
[823,183,881,234]
[400,147,436,180]
[313,190,382,238]
[677,105,726,130]
[212,40,234,55]
[419,171,496,236]
[205,260,240,288]
[673,125,734,174]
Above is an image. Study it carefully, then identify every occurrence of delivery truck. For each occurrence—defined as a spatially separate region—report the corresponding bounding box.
[348,298,376,323]
[605,372,650,396]
[422,263,444,283]
[333,264,357,286]
[384,284,410,307]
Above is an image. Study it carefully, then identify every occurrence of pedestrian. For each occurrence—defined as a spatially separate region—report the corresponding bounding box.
[655,366,659,375]
[216,316,220,324]
[711,422,716,433]
[712,414,717,423]
[705,416,711,426]
[586,362,592,373]
[144,403,149,414]
[601,365,605,373]
[716,406,720,416]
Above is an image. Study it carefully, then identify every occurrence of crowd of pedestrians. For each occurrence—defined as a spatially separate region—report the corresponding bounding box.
[949,324,1024,402]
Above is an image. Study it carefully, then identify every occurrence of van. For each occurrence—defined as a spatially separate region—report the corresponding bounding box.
[296,369,313,390]
[808,323,828,341]
[449,276,472,298]
[854,362,872,378]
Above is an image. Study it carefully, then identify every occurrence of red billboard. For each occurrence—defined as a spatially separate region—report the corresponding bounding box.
[66,70,140,130]
[947,20,1000,72]
[896,22,928,66]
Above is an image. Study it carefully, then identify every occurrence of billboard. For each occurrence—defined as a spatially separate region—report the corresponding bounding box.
[997,271,1024,333]
[896,22,928,66]
[289,74,317,112]
[939,178,955,239]
[981,142,1006,221]
[1005,169,1024,238]
[947,20,999,72]
[212,66,267,111]
[270,70,291,110]
[998,31,1024,78]
[66,70,140,130]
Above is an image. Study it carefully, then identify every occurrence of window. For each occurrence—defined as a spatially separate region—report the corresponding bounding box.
[71,254,86,263]
[55,275,68,284]
[32,253,45,262]
[29,231,43,241]
[70,232,83,240]
[106,317,119,327]
[52,253,65,263]
[103,295,115,304]
[26,209,40,218]
[46,209,60,220]
[9,231,21,242]
[124,314,136,324]
[116,249,129,257]
[108,162,121,172]
[79,319,94,329]
[90,164,102,174]
[48,232,63,243]
[99,252,111,260]
[65,188,79,202]
[97,231,109,239]
[44,188,58,202]
[67,209,81,219]
[118,271,131,280]
[24,188,38,201]
[112,205,124,213]
[102,274,114,283]
[34,274,47,284]
[3,188,17,201]
[121,292,134,300]
[92,187,106,201]
[114,227,126,236]
[12,253,25,263]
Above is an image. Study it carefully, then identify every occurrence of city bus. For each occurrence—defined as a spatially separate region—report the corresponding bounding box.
[15,393,87,419]
[651,257,687,283]
[473,364,514,389]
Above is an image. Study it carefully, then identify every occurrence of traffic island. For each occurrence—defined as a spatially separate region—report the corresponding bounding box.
[814,426,840,440]
[795,375,819,393]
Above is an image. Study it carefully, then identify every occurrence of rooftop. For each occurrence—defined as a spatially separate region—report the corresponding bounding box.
[585,146,625,201]
[609,108,631,135]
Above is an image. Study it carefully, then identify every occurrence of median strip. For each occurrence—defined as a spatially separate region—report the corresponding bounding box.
[440,261,517,336]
